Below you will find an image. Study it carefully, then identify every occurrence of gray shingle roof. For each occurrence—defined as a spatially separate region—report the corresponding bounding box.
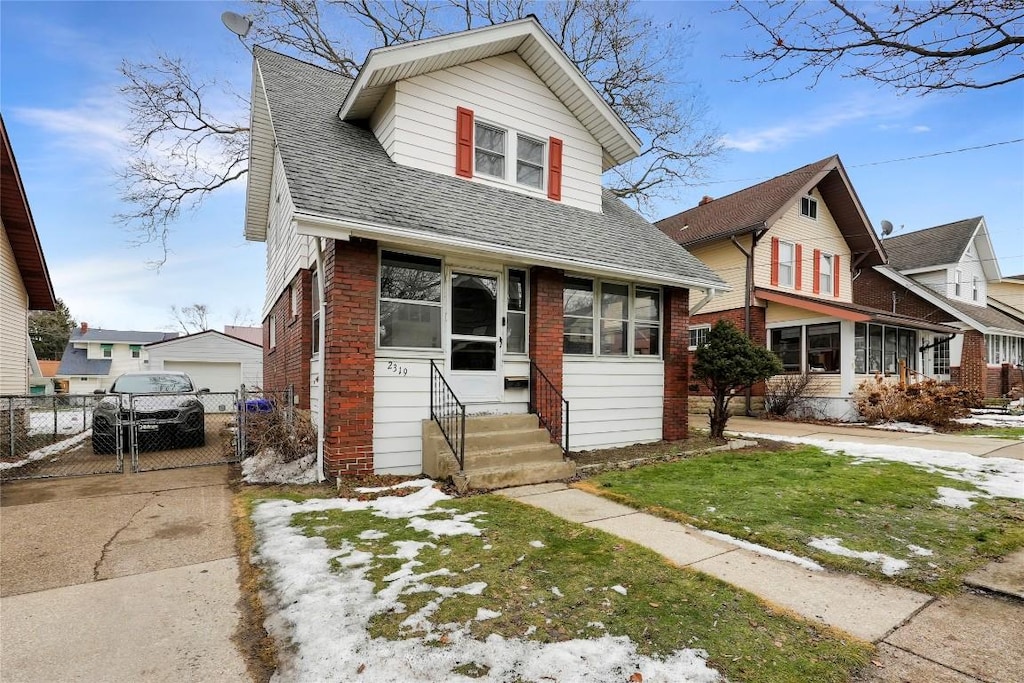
[56,346,112,376]
[70,328,178,344]
[938,294,1024,334]
[254,48,725,290]
[882,217,982,271]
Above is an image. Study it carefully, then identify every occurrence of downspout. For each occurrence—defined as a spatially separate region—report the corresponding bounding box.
[314,237,328,483]
[689,287,718,315]
[731,225,767,415]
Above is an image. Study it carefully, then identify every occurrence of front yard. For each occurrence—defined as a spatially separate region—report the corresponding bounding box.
[583,443,1024,594]
[242,481,871,683]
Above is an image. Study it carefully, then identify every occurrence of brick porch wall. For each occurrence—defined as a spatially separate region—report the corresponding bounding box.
[951,329,986,396]
[663,287,690,441]
[263,268,312,408]
[529,267,564,437]
[322,238,378,477]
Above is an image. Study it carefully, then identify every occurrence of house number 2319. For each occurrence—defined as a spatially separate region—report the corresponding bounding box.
[386,360,409,376]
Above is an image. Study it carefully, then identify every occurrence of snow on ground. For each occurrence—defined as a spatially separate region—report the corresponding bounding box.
[0,430,92,471]
[867,422,935,434]
[956,414,1024,429]
[698,529,824,572]
[906,545,933,557]
[934,486,986,508]
[241,450,318,484]
[808,537,909,576]
[733,432,1024,500]
[252,480,721,683]
[27,409,93,437]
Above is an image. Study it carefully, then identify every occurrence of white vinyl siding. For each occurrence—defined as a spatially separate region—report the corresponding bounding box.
[756,189,852,302]
[563,359,663,450]
[0,223,30,394]
[382,52,603,212]
[264,149,316,319]
[147,332,262,391]
[373,357,433,475]
[369,85,398,158]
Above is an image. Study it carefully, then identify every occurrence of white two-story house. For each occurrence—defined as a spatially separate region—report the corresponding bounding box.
[56,323,178,394]
[243,18,726,484]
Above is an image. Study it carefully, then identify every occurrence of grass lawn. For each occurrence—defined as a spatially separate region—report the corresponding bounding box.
[583,446,1024,594]
[956,426,1024,439]
[241,485,871,682]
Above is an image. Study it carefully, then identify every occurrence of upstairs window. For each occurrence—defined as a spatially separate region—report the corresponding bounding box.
[474,123,506,179]
[972,276,979,302]
[101,344,112,359]
[954,269,962,297]
[517,136,545,189]
[801,196,818,219]
[130,345,141,359]
[818,252,834,295]
[777,240,795,287]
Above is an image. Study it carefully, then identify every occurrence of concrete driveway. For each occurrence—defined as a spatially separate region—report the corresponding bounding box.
[0,466,250,682]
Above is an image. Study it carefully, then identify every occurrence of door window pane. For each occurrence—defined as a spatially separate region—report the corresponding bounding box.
[451,340,496,371]
[507,269,527,354]
[451,274,497,337]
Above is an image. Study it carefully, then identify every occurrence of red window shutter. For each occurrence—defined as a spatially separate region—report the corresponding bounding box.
[833,254,841,297]
[548,137,563,200]
[795,243,803,290]
[455,107,474,178]
[770,237,779,286]
[812,249,821,294]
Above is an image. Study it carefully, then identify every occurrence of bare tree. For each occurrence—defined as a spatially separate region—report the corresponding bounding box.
[119,0,721,260]
[733,0,1024,93]
[170,303,211,334]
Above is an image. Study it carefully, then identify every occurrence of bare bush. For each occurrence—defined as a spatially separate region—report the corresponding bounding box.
[242,406,316,463]
[763,373,813,417]
[853,377,983,427]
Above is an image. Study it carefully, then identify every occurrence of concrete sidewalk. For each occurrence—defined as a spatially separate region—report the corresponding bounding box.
[719,415,1024,460]
[499,481,1024,682]
[0,466,250,682]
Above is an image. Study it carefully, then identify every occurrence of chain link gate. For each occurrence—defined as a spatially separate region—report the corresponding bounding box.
[130,390,242,472]
[0,394,123,481]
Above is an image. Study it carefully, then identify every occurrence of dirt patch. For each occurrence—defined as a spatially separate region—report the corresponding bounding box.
[569,435,724,466]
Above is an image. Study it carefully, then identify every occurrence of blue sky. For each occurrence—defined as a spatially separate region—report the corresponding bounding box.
[2,1,1022,332]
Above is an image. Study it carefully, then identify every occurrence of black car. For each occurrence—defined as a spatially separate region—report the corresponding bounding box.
[92,372,208,454]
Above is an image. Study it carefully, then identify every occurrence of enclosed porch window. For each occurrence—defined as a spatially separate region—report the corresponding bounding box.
[854,323,918,375]
[378,251,442,348]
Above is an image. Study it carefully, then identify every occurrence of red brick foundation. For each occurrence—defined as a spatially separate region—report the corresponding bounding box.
[322,238,378,477]
[263,269,313,408]
[663,287,690,441]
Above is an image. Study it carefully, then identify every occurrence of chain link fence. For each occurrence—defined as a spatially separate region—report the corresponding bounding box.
[130,391,243,472]
[1,394,121,481]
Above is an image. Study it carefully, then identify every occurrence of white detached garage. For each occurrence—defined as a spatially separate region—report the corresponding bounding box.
[145,331,263,412]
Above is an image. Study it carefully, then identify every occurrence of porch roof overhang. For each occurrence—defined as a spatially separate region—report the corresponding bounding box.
[294,211,730,292]
[754,288,961,334]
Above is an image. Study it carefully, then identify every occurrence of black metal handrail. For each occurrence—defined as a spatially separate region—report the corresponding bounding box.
[529,360,569,457]
[429,360,466,471]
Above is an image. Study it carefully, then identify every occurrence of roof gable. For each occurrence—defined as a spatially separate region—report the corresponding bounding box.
[338,17,640,169]
[1,115,56,311]
[882,216,999,280]
[72,328,178,344]
[145,329,261,349]
[246,48,726,291]
[656,155,885,268]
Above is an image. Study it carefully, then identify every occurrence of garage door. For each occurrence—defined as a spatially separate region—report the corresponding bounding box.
[164,361,241,393]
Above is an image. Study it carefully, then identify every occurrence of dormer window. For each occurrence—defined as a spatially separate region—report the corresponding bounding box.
[954,269,962,297]
[474,123,506,178]
[801,196,818,220]
[517,135,544,189]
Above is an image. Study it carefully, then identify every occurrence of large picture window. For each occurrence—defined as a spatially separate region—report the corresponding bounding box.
[854,323,918,374]
[379,251,442,348]
[770,326,802,372]
[563,279,661,357]
[806,323,841,373]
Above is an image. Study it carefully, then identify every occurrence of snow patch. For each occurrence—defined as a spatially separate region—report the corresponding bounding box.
[0,429,93,471]
[934,486,985,508]
[867,422,935,434]
[529,540,546,548]
[475,608,501,621]
[699,529,824,571]
[609,585,628,595]
[241,450,317,484]
[906,544,933,557]
[808,537,909,576]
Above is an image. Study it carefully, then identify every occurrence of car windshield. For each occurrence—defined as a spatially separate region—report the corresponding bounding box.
[112,374,193,394]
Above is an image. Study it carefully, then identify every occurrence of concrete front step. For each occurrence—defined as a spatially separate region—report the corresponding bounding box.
[460,413,540,433]
[457,460,576,492]
[463,442,566,470]
[425,426,551,453]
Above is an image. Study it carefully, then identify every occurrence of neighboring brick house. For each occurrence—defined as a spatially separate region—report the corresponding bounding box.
[866,218,1024,398]
[243,19,725,482]
[657,155,960,420]
[56,323,178,394]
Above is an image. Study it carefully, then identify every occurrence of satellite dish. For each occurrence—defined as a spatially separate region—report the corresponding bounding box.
[221,11,252,38]
[880,220,894,236]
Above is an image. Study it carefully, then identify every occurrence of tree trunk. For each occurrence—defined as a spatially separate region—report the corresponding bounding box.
[708,389,733,439]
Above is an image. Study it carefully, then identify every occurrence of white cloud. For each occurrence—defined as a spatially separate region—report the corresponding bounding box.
[14,96,129,165]
[910,125,931,133]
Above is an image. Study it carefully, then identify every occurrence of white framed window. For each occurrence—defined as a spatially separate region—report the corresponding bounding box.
[688,325,710,350]
[475,120,545,191]
[474,123,506,179]
[563,279,662,357]
[130,345,141,359]
[972,276,979,302]
[801,196,818,219]
[933,337,950,375]
[778,240,796,287]
[506,268,528,354]
[269,314,277,349]
[101,344,112,359]
[310,270,320,356]
[954,269,962,297]
[378,250,442,349]
[819,252,834,294]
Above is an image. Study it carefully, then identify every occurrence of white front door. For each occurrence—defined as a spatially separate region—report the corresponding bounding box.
[447,269,502,402]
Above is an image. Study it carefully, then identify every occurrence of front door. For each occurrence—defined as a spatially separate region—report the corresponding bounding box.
[448,270,501,402]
